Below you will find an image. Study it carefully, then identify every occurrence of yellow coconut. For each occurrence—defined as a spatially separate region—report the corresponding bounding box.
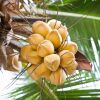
[20,45,32,62]
[58,25,68,42]
[27,64,40,80]
[59,41,78,55]
[64,61,78,75]
[48,19,61,29]
[33,63,51,79]
[64,59,77,68]
[27,51,42,64]
[27,34,44,50]
[44,54,60,71]
[46,29,62,48]
[59,50,75,68]
[37,40,54,57]
[58,41,68,52]
[20,45,42,64]
[50,68,66,85]
[32,21,52,37]
[64,42,78,55]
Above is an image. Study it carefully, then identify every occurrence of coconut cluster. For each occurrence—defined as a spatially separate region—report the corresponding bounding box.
[20,19,78,85]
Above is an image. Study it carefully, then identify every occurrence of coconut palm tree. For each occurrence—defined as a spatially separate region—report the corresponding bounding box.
[0,0,100,99]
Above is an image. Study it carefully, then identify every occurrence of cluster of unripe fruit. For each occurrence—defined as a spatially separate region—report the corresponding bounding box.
[20,19,78,85]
